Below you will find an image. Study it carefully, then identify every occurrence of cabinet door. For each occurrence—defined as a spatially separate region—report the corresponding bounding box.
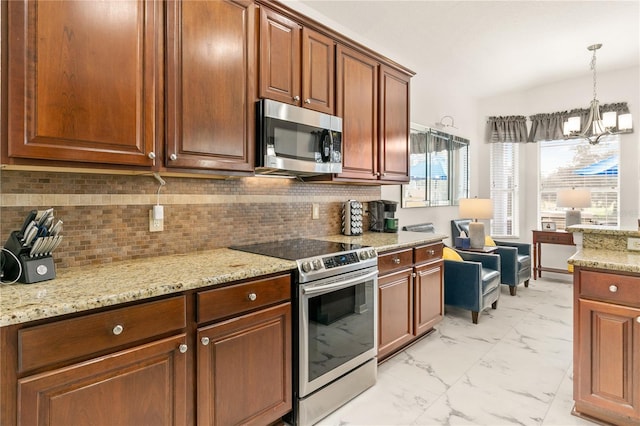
[17,334,188,426]
[197,303,292,426]
[575,299,640,422]
[301,28,335,114]
[166,0,255,172]
[7,0,160,167]
[379,65,410,182]
[336,45,379,181]
[414,261,444,336]
[259,8,301,106]
[377,268,413,360]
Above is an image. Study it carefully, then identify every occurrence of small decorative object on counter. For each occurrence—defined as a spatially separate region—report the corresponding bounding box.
[2,208,62,284]
[342,200,363,236]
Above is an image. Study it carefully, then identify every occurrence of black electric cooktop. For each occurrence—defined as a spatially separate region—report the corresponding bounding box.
[230,238,365,261]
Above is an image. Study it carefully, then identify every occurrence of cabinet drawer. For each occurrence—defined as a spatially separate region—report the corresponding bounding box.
[378,248,413,275]
[18,296,186,372]
[580,270,640,307]
[536,231,573,244]
[197,274,291,324]
[414,243,443,265]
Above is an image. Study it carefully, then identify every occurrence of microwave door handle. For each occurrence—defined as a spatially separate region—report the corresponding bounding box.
[302,270,378,296]
[320,129,331,162]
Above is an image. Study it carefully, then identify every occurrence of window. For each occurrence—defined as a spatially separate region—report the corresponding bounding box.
[539,136,619,229]
[490,143,519,237]
[402,124,469,208]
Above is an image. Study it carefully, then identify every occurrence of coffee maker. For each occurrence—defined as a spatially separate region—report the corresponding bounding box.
[369,200,398,233]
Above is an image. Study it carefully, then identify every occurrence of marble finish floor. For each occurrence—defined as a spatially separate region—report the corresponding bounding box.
[318,275,596,426]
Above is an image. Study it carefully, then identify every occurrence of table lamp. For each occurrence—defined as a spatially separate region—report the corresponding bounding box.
[459,198,493,249]
[556,188,591,227]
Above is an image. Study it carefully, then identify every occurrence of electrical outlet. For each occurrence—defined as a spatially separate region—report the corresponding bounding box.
[149,210,164,232]
[312,203,320,220]
[627,237,640,251]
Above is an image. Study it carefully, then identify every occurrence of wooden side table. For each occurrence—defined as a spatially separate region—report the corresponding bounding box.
[532,230,575,280]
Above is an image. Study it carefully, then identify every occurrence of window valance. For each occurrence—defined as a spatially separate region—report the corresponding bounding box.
[528,102,630,142]
[486,115,529,143]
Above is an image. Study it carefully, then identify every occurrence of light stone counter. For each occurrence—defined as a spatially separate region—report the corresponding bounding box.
[319,231,447,253]
[1,232,445,327]
[568,249,640,274]
[0,248,296,327]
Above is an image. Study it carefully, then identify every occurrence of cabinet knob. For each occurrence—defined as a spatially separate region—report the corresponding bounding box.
[201,337,210,346]
[304,99,311,104]
[382,173,386,177]
[169,153,177,161]
[392,258,400,264]
[248,292,257,301]
[412,272,417,278]
[609,285,618,293]
[293,96,300,102]
[112,324,124,335]
[179,344,188,353]
[636,317,640,323]
[148,152,156,160]
[428,249,435,255]
[376,172,381,177]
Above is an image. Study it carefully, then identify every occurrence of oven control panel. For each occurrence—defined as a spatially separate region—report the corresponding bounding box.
[298,248,377,276]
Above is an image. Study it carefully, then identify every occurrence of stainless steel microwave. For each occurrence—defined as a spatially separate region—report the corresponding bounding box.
[256,99,342,176]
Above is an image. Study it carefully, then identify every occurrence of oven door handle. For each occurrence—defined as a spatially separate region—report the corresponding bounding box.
[302,270,378,296]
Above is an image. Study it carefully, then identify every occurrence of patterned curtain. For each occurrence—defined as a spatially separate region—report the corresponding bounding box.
[486,115,528,143]
[528,102,630,142]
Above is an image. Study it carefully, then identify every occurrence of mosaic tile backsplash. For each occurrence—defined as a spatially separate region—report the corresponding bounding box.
[1,171,380,268]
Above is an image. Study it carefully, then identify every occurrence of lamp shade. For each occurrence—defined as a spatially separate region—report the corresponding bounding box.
[556,189,591,208]
[459,198,493,220]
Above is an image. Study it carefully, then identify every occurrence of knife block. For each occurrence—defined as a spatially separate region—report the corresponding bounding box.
[3,231,56,284]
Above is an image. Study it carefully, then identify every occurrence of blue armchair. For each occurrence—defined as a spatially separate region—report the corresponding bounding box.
[444,249,501,324]
[451,219,531,296]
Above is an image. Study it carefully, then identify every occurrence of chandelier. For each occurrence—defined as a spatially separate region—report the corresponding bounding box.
[562,44,633,145]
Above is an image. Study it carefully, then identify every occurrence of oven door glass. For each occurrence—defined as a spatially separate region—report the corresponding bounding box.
[300,271,377,396]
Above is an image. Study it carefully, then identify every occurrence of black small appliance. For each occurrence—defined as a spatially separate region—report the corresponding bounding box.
[369,200,398,233]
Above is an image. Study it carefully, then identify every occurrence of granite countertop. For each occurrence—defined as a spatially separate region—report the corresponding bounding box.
[567,224,640,237]
[0,231,445,327]
[568,248,640,274]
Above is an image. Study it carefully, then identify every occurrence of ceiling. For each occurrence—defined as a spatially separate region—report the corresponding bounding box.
[292,0,640,99]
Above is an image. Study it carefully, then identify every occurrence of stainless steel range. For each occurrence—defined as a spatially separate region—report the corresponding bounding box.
[231,238,378,425]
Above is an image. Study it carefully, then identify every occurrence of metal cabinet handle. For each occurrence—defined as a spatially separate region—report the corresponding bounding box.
[636,317,640,323]
[412,272,417,278]
[376,172,381,177]
[304,99,311,104]
[112,324,124,335]
[392,258,400,264]
[609,285,618,293]
[201,337,210,346]
[169,153,177,161]
[179,344,188,353]
[293,96,300,102]
[427,249,435,255]
[148,152,156,160]
[248,292,257,301]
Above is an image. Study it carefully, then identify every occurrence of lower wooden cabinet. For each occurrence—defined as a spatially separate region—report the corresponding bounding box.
[1,274,292,426]
[573,267,640,426]
[17,334,188,426]
[377,242,443,360]
[197,303,292,426]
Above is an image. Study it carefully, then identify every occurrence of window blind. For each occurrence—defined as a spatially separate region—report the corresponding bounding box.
[490,142,519,237]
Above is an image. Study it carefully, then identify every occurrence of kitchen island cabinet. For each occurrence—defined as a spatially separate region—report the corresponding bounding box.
[572,267,640,426]
[377,242,443,360]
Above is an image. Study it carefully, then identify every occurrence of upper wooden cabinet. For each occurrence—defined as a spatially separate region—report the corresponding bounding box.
[259,7,335,114]
[165,0,256,172]
[379,65,410,182]
[6,0,162,167]
[335,44,379,181]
